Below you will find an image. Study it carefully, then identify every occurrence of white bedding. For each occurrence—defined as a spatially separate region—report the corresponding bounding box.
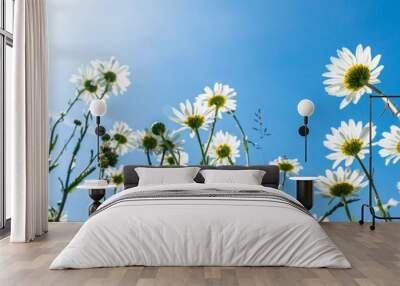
[50,183,351,269]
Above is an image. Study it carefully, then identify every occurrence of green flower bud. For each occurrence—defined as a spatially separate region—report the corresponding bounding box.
[102,133,111,142]
[151,122,166,136]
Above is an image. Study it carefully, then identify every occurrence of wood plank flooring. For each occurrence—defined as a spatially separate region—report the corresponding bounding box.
[0,222,399,286]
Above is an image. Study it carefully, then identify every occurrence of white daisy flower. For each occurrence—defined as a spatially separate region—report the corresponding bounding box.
[209,131,240,165]
[132,129,160,153]
[269,156,302,175]
[170,100,214,138]
[105,166,124,188]
[315,167,368,199]
[323,44,383,109]
[324,119,376,168]
[158,151,189,166]
[175,151,189,165]
[374,198,399,212]
[155,129,186,164]
[159,130,185,152]
[70,65,105,103]
[109,121,135,155]
[377,125,400,165]
[195,82,237,117]
[92,57,131,96]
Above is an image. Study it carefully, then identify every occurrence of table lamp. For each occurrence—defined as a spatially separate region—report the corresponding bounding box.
[297,99,315,162]
[89,99,107,177]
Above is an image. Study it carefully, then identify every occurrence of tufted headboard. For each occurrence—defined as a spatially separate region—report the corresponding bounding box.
[123,165,280,189]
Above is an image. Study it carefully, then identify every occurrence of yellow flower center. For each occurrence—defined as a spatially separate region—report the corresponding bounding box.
[104,71,117,83]
[278,162,294,172]
[84,79,98,93]
[112,174,124,185]
[341,139,363,156]
[397,142,400,154]
[216,144,231,159]
[142,135,158,150]
[165,156,175,165]
[114,133,127,144]
[208,95,226,109]
[329,182,354,197]
[343,64,370,92]
[185,115,205,130]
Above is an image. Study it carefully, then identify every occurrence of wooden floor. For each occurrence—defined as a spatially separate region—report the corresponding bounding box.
[0,223,399,286]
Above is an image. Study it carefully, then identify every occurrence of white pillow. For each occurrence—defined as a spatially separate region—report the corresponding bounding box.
[200,169,266,185]
[135,167,200,186]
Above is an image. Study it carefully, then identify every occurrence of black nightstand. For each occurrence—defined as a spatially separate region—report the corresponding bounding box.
[77,183,116,215]
[289,177,316,210]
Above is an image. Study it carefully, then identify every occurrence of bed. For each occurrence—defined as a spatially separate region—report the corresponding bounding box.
[50,165,350,269]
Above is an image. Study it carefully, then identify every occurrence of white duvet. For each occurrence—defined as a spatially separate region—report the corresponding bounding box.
[50,183,350,269]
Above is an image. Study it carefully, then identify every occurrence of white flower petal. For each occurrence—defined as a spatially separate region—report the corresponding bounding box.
[323,44,383,109]
[315,167,367,198]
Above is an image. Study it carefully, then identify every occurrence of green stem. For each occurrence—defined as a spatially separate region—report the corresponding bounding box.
[49,89,84,156]
[55,111,94,222]
[355,155,388,221]
[49,124,78,172]
[228,157,234,165]
[55,160,96,221]
[341,195,353,222]
[99,167,105,180]
[229,111,250,166]
[53,83,111,221]
[367,84,400,118]
[160,134,179,165]
[177,151,182,164]
[281,171,287,191]
[318,198,359,222]
[98,83,110,100]
[145,150,152,165]
[194,129,207,165]
[204,107,219,159]
[65,165,96,194]
[160,148,166,166]
[50,83,109,159]
[56,191,68,222]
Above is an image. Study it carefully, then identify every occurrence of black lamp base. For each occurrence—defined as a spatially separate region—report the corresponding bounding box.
[298,118,309,162]
[95,116,106,179]
[298,125,309,136]
[95,126,106,136]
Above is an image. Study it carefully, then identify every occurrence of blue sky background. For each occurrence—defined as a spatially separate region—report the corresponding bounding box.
[47,0,400,221]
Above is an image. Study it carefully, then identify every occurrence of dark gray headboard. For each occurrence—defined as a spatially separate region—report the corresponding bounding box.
[123,165,280,189]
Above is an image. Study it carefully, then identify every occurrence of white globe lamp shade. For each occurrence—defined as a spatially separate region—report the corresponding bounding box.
[297,99,315,117]
[89,99,107,117]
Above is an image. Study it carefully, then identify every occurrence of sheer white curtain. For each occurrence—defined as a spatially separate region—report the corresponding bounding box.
[8,0,48,242]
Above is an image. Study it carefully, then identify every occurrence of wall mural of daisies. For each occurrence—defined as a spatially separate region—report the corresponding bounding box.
[47,0,400,221]
[48,64,272,221]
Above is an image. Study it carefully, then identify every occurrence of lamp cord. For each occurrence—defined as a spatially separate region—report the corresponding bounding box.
[305,131,307,162]
[96,116,100,179]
